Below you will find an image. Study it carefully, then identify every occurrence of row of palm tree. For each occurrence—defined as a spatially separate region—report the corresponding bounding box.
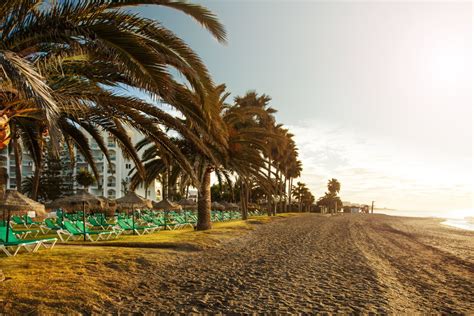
[0,0,313,230]
[292,182,315,212]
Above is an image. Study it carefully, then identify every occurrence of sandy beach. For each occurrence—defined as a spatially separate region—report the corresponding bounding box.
[1,213,473,314]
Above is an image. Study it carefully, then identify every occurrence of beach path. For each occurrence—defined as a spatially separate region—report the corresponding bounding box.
[108,214,474,314]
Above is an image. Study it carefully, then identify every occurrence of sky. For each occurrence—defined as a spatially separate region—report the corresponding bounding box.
[136,1,472,213]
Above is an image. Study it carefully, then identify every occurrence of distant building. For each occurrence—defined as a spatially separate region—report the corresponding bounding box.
[0,128,161,201]
[0,148,35,190]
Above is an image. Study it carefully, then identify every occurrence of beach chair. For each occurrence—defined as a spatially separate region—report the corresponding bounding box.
[141,214,167,229]
[57,221,111,242]
[10,215,28,228]
[0,226,57,257]
[40,218,62,234]
[88,216,115,230]
[76,221,118,240]
[12,227,41,239]
[0,220,40,239]
[173,215,193,229]
[116,219,156,235]
[125,218,159,234]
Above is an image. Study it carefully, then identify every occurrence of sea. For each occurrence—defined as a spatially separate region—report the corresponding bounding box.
[374,209,474,231]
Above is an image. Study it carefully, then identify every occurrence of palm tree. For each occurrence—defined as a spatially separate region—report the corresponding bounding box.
[287,159,302,211]
[328,178,341,195]
[131,86,281,229]
[0,0,226,197]
[292,182,309,212]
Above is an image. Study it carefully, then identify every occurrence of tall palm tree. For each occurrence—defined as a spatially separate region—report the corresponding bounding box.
[292,181,308,212]
[328,178,341,195]
[131,86,281,229]
[287,159,302,211]
[0,0,226,197]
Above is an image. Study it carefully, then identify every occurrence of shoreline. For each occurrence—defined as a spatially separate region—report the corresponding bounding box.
[373,210,474,231]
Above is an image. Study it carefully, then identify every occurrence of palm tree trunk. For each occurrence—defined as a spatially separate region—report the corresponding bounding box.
[274,169,280,215]
[288,177,293,212]
[240,179,248,220]
[0,166,7,196]
[266,156,273,216]
[12,135,22,192]
[162,173,168,200]
[31,164,41,201]
[197,166,212,230]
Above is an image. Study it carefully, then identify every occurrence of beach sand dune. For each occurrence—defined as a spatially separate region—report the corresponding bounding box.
[106,214,473,313]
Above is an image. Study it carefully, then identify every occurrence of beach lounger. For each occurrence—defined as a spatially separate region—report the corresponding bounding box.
[88,216,115,230]
[57,221,113,242]
[0,227,57,257]
[40,218,62,234]
[11,215,40,228]
[116,219,157,235]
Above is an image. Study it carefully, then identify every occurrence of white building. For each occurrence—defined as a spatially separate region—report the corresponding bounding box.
[0,128,160,201]
[1,148,35,190]
[82,129,159,200]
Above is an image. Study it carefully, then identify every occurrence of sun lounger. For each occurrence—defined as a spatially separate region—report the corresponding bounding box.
[88,216,115,230]
[40,218,62,234]
[116,219,157,235]
[0,226,57,257]
[57,221,113,242]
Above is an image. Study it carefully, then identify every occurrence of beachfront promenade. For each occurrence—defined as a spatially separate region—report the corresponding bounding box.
[2,214,473,314]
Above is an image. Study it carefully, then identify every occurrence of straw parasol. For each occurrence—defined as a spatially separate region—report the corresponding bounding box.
[0,189,45,214]
[211,201,225,211]
[51,190,106,211]
[178,198,197,210]
[222,201,239,211]
[115,191,151,235]
[46,196,71,210]
[50,190,106,241]
[152,199,182,211]
[115,191,152,210]
[0,190,45,242]
[98,196,117,216]
[247,202,260,210]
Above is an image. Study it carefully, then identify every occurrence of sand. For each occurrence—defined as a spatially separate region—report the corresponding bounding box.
[108,214,474,314]
[2,213,473,313]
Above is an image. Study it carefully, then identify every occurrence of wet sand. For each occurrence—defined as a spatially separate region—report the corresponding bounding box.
[108,214,474,313]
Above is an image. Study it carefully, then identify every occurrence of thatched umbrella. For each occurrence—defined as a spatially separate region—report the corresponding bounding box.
[115,191,151,235]
[222,201,239,211]
[247,202,260,210]
[152,199,182,211]
[98,196,117,216]
[211,201,225,211]
[52,190,106,241]
[0,190,45,243]
[115,191,152,210]
[46,196,71,211]
[178,198,197,210]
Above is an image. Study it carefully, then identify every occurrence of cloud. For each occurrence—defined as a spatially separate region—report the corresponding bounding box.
[287,119,472,211]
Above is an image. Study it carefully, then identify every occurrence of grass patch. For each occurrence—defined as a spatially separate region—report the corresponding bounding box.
[0,214,297,314]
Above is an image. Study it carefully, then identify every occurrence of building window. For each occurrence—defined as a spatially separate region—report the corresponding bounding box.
[107,137,116,148]
[107,163,115,174]
[107,189,116,199]
[107,176,116,187]
[125,163,131,169]
[109,150,116,161]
